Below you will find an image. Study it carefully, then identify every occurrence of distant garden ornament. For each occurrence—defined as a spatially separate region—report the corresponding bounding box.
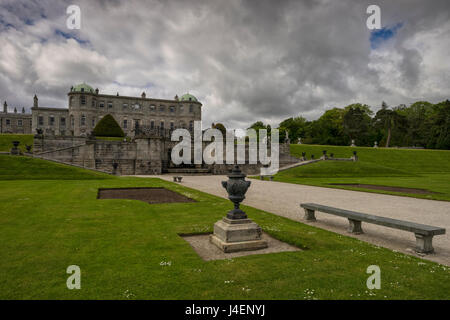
[297,137,302,144]
[374,141,378,148]
[351,139,356,147]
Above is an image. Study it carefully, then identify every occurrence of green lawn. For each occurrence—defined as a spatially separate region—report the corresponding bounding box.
[0,155,111,180]
[0,134,33,153]
[265,145,450,201]
[0,155,449,299]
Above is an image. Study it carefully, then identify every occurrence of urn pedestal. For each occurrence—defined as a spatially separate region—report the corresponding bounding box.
[209,218,267,253]
[210,165,268,253]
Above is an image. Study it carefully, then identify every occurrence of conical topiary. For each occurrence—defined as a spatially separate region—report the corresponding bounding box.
[92,114,125,137]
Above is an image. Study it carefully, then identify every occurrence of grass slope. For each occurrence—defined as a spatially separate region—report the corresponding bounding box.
[0,155,112,180]
[0,176,449,299]
[268,145,450,201]
[0,134,33,153]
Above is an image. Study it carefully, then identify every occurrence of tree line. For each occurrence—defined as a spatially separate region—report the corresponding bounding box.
[245,100,450,149]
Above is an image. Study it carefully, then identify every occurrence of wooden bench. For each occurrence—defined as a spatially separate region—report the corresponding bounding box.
[300,203,446,254]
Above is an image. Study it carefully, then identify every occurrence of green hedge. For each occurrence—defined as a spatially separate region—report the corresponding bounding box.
[92,114,125,137]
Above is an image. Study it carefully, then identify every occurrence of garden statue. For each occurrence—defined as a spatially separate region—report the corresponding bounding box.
[210,165,268,252]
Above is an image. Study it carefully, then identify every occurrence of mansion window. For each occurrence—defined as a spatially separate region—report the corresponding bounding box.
[107,102,113,108]
[189,105,193,113]
[123,103,128,110]
[189,120,193,130]
[92,99,96,107]
[99,101,105,108]
[150,120,154,129]
[160,121,164,129]
[80,95,86,105]
[71,116,74,127]
[6,119,10,126]
[123,119,128,129]
[81,115,86,126]
[60,117,66,127]
[170,121,174,130]
[18,119,23,126]
[159,105,165,112]
[150,105,155,111]
[49,115,55,126]
[38,116,43,126]
[169,106,175,113]
[92,118,95,127]
[180,105,184,113]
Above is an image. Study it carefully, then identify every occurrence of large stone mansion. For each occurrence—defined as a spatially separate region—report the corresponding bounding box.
[0,83,202,136]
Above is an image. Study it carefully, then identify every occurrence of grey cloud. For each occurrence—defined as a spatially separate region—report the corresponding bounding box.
[0,0,449,129]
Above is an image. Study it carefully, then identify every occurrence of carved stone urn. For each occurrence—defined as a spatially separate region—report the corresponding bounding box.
[221,165,251,220]
[210,165,268,253]
[10,141,20,155]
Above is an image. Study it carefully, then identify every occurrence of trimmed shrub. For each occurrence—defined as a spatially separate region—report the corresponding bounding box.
[93,114,125,137]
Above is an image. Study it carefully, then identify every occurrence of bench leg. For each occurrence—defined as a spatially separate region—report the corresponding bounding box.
[348,219,363,234]
[415,234,434,254]
[303,208,316,222]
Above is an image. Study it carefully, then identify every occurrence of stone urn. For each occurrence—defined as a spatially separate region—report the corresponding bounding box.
[221,165,251,220]
[10,141,20,155]
[210,165,268,253]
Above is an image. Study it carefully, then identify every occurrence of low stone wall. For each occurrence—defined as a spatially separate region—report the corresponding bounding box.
[32,135,299,176]
[33,135,87,153]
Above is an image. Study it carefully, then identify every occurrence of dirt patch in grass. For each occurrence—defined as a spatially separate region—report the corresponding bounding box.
[97,187,196,204]
[329,183,439,195]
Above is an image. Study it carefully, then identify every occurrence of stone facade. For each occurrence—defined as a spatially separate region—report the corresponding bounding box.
[0,102,32,134]
[31,83,202,138]
[33,134,299,176]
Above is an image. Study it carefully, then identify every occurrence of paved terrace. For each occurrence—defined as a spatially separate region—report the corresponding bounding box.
[136,175,450,266]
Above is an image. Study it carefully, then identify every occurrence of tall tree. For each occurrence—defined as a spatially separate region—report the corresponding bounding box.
[373,102,406,147]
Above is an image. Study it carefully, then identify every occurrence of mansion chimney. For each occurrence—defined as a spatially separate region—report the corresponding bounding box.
[33,94,38,108]
[3,101,6,113]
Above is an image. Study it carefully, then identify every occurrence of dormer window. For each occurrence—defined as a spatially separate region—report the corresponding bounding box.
[81,88,84,92]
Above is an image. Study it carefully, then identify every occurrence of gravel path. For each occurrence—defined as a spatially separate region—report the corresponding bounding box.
[137,175,450,265]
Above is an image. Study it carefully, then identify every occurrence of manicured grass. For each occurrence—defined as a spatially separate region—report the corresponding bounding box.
[0,155,112,180]
[0,134,33,153]
[265,145,450,201]
[0,156,449,299]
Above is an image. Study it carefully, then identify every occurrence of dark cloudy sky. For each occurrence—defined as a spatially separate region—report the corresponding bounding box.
[0,0,449,129]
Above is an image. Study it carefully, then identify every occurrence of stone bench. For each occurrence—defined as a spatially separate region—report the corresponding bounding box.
[300,203,446,254]
[172,176,182,182]
[259,175,274,181]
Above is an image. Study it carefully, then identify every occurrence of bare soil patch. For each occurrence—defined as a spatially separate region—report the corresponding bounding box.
[97,187,196,204]
[329,183,439,195]
[181,232,301,261]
